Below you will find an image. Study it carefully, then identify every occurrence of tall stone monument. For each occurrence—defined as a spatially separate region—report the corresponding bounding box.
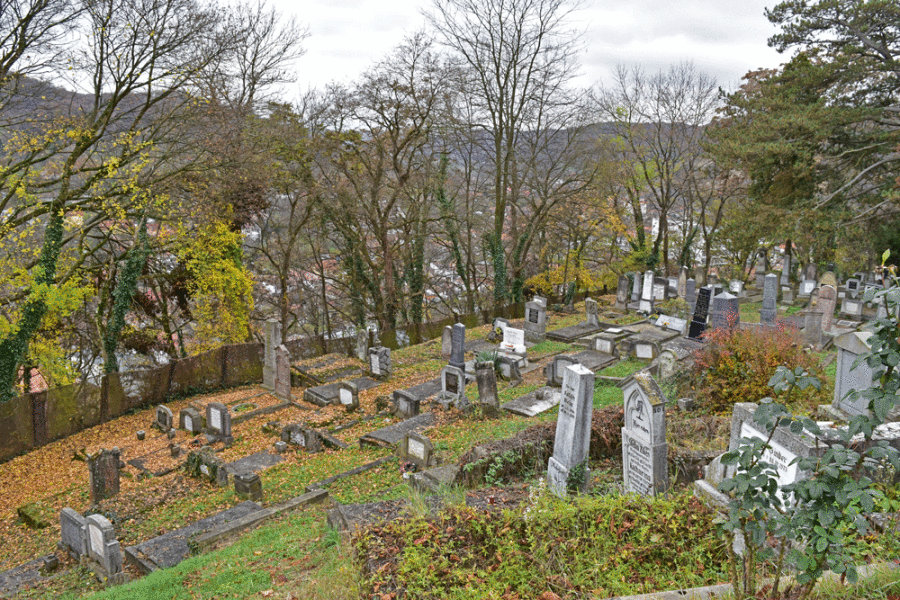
[263,319,282,390]
[687,287,712,340]
[818,284,837,332]
[621,372,668,496]
[546,364,594,497]
[449,323,466,370]
[760,273,778,326]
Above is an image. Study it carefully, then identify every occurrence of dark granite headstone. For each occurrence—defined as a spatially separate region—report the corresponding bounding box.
[709,292,739,331]
[687,287,712,340]
[760,273,778,326]
[88,448,121,504]
[449,323,466,369]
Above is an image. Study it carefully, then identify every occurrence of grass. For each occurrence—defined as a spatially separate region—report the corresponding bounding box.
[739,300,762,323]
[599,358,646,378]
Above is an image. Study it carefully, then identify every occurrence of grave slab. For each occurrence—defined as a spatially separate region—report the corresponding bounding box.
[125,501,263,573]
[501,387,561,417]
[220,451,283,482]
[546,322,603,343]
[303,377,380,407]
[359,413,435,448]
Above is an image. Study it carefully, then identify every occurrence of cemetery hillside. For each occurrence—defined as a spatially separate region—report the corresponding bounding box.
[2,0,900,598]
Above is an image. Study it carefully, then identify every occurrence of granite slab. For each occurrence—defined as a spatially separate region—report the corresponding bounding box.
[304,377,380,406]
[358,412,435,448]
[502,387,561,417]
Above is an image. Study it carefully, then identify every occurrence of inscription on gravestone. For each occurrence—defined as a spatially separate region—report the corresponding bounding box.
[621,373,668,496]
[546,364,594,497]
[688,287,712,340]
[449,323,466,369]
[760,273,778,326]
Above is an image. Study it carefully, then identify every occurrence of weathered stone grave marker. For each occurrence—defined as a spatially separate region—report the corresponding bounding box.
[687,287,712,340]
[234,473,263,502]
[616,275,630,309]
[441,326,452,358]
[709,291,739,331]
[339,381,359,411]
[803,310,824,348]
[593,327,628,355]
[356,328,369,362]
[640,271,654,313]
[760,273,778,326]
[500,326,526,355]
[85,514,124,583]
[652,277,668,302]
[205,402,232,441]
[368,346,392,379]
[281,424,323,453]
[449,323,466,369]
[546,364,594,497]
[524,300,547,342]
[439,364,468,408]
[475,361,499,414]
[393,389,420,419]
[88,448,121,504]
[818,284,837,332]
[830,331,876,419]
[179,408,203,434]
[621,372,668,496]
[840,297,863,320]
[60,508,87,558]
[781,255,791,286]
[263,319,281,390]
[399,432,434,469]
[274,344,291,401]
[544,355,579,387]
[631,271,642,302]
[845,278,860,299]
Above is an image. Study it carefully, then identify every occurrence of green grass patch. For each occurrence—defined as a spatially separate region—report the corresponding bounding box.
[593,383,623,408]
[529,339,574,357]
[739,301,761,323]
[599,358,645,378]
[355,489,730,599]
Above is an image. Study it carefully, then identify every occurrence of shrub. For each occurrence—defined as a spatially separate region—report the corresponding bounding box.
[691,322,820,413]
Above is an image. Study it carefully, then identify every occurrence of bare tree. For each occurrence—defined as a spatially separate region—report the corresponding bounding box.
[427,0,583,304]
[593,63,719,273]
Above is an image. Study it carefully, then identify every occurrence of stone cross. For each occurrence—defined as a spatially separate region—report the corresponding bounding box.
[449,323,466,369]
[274,344,291,401]
[263,319,282,390]
[818,284,837,332]
[585,298,599,327]
[760,273,778,326]
[88,448,121,504]
[621,372,668,496]
[547,364,594,497]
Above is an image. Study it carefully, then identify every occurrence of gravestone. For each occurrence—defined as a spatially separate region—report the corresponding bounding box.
[475,362,499,413]
[338,381,360,411]
[439,365,468,408]
[634,338,661,360]
[534,295,548,308]
[274,344,291,401]
[667,277,678,298]
[179,408,203,434]
[695,269,707,288]
[677,267,688,298]
[840,297,863,320]
[500,326,526,355]
[544,355,579,387]
[396,329,410,348]
[760,273,778,326]
[593,328,629,355]
[845,278,861,299]
[234,473,263,502]
[685,278,697,308]
[803,263,817,283]
[441,326,452,358]
[709,292,739,331]
[729,280,744,296]
[687,287,712,340]
[585,298,600,327]
[655,314,687,334]
[818,284,838,332]
[281,424,323,452]
[781,285,794,304]
[803,311,823,348]
[263,319,281,390]
[621,372,668,496]
[820,271,837,289]
[498,355,523,384]
[652,277,668,301]
[524,300,547,342]
[449,323,466,370]
[399,432,433,469]
[85,514,123,582]
[205,402,232,439]
[393,390,420,419]
[546,364,594,497]
[832,331,876,418]
[356,329,369,362]
[368,346,392,379]
[616,275,630,309]
[781,255,791,286]
[154,405,173,431]
[88,448,121,504]
[799,279,815,297]
[640,271,654,313]
[60,508,87,558]
[755,249,767,290]
[631,272,642,302]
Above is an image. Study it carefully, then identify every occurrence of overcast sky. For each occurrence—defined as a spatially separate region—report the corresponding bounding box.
[273,0,792,100]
